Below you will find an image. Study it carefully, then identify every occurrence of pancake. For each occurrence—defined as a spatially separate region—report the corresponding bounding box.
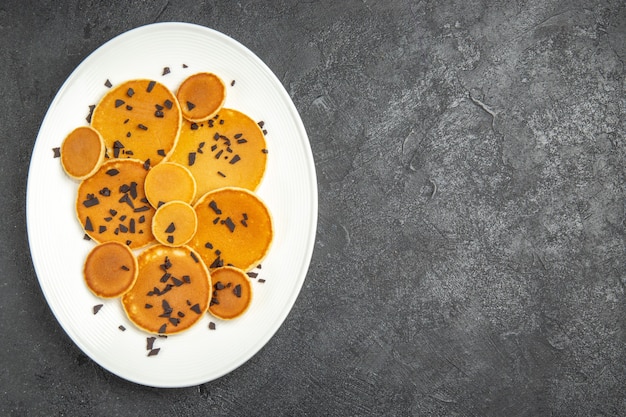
[83,241,138,298]
[208,266,252,320]
[76,159,155,249]
[190,187,273,271]
[91,79,182,166]
[151,201,198,247]
[121,245,211,335]
[60,126,105,180]
[144,162,196,207]
[176,72,226,122]
[168,108,267,200]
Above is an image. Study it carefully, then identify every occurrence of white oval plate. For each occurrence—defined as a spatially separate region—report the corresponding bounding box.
[26,22,317,387]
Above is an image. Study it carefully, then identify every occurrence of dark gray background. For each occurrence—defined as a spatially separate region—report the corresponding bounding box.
[2,0,625,415]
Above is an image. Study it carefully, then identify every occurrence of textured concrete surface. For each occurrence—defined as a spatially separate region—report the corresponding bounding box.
[1,0,625,415]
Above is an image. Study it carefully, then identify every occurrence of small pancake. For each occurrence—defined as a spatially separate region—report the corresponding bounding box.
[176,72,226,122]
[144,162,196,207]
[91,79,182,166]
[208,266,252,320]
[168,108,267,200]
[76,159,155,249]
[83,241,138,298]
[190,187,273,271]
[152,201,198,247]
[121,245,211,335]
[60,126,105,180]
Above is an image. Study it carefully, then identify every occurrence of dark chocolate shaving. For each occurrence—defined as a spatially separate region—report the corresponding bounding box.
[208,201,222,215]
[86,104,95,123]
[83,195,99,208]
[224,217,235,233]
[147,81,156,92]
[93,304,103,315]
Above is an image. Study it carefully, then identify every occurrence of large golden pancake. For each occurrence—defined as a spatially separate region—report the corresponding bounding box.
[208,266,252,320]
[176,72,226,122]
[168,108,267,200]
[60,126,105,180]
[83,241,138,298]
[91,79,182,166]
[190,187,273,271]
[76,159,155,249]
[121,245,211,335]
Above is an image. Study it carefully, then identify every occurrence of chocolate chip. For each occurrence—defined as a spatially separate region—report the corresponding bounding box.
[208,200,222,215]
[146,337,156,350]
